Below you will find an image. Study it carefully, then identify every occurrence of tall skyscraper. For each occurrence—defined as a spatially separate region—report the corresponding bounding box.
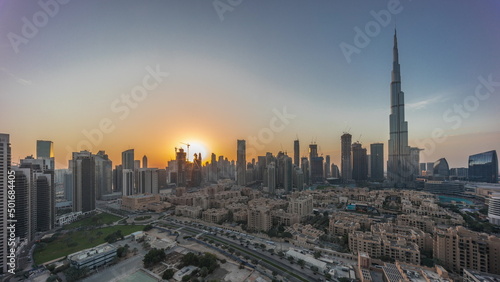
[324,155,331,178]
[36,172,53,231]
[283,155,293,192]
[293,166,304,190]
[142,155,148,168]
[71,151,96,212]
[409,147,422,179]
[138,168,159,194]
[309,143,318,159]
[209,153,218,183]
[267,161,276,195]
[122,149,134,170]
[113,164,123,192]
[64,170,73,201]
[95,151,112,199]
[301,157,310,185]
[341,133,352,182]
[370,143,384,181]
[309,143,323,183]
[20,156,55,235]
[0,133,11,274]
[36,140,54,170]
[236,140,246,186]
[468,150,498,183]
[351,142,368,181]
[12,169,29,240]
[293,139,300,166]
[331,164,340,178]
[176,148,187,186]
[121,149,134,194]
[122,169,134,196]
[388,29,412,185]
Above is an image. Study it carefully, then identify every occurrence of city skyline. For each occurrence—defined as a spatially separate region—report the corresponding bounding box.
[1,1,500,169]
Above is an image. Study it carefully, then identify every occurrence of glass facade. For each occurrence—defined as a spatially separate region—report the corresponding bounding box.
[433,158,450,179]
[468,150,498,183]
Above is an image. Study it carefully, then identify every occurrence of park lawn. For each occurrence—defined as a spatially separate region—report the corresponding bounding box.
[63,212,122,230]
[34,225,145,265]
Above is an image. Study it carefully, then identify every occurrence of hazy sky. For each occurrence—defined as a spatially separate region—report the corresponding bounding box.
[1,0,499,169]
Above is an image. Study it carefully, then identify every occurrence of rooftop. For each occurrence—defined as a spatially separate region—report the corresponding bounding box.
[68,243,116,262]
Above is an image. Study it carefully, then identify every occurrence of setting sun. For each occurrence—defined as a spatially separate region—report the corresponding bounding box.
[178,140,209,162]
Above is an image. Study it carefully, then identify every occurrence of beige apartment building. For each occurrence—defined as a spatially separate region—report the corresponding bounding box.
[287,194,313,217]
[349,231,421,265]
[433,226,500,275]
[329,219,361,236]
[202,208,228,224]
[371,223,433,253]
[396,213,436,233]
[175,205,202,218]
[247,206,272,232]
[121,194,166,211]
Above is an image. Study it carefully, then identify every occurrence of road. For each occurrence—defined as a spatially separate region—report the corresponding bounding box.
[162,220,323,282]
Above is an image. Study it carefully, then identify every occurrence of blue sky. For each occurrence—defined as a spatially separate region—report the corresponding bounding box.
[1,0,499,169]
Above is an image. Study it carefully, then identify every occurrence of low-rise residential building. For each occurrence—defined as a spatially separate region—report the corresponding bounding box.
[175,205,202,218]
[271,209,300,226]
[396,213,436,233]
[371,223,433,253]
[463,268,500,282]
[349,231,421,265]
[233,209,248,222]
[329,211,379,233]
[286,223,324,246]
[121,193,168,211]
[329,218,361,236]
[381,262,451,282]
[202,208,228,224]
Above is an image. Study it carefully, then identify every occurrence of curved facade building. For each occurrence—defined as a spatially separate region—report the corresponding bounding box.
[433,158,449,180]
[489,194,500,226]
[468,150,498,183]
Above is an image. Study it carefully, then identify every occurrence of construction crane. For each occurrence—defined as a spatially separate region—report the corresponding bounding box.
[180,142,191,161]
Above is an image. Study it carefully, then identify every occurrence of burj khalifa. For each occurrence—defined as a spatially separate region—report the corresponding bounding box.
[388,29,412,184]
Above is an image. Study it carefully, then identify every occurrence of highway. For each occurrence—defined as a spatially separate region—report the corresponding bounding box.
[160,220,323,282]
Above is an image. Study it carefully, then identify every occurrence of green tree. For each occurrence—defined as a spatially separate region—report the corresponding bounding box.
[180,252,199,267]
[46,264,56,273]
[297,259,305,268]
[143,248,166,268]
[199,267,209,277]
[64,267,89,282]
[162,268,175,280]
